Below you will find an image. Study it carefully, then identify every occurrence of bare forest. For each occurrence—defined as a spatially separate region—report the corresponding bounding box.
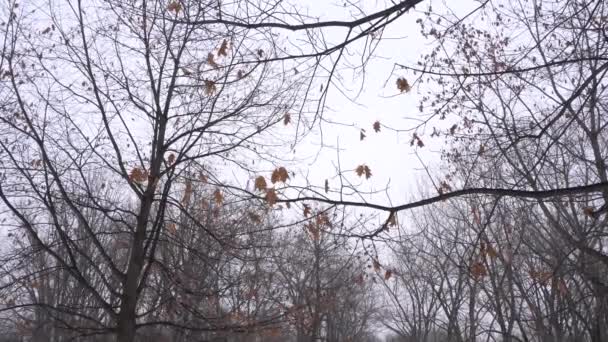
[0,0,607,341]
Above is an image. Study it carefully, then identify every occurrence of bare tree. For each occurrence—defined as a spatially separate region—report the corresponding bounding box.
[0,0,423,340]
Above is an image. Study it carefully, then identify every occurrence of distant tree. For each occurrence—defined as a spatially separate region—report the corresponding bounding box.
[270,210,379,342]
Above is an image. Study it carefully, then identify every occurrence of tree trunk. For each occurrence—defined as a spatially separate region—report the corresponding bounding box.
[115,190,156,342]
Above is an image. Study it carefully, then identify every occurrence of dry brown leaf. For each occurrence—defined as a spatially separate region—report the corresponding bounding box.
[324,179,329,193]
[360,129,366,141]
[271,167,289,183]
[213,189,224,205]
[355,164,372,179]
[283,113,291,125]
[204,79,216,95]
[254,176,267,192]
[486,244,498,259]
[410,134,417,146]
[529,270,552,285]
[207,53,218,68]
[316,213,331,228]
[265,188,278,206]
[168,223,177,234]
[583,207,595,217]
[373,259,381,272]
[472,207,481,225]
[248,211,262,223]
[129,167,148,183]
[438,181,452,195]
[303,204,311,217]
[167,1,182,13]
[167,153,176,165]
[373,121,381,133]
[470,261,487,280]
[31,159,42,168]
[449,124,458,135]
[218,39,229,57]
[384,269,393,280]
[354,274,364,286]
[182,180,193,205]
[396,77,411,93]
[306,223,320,240]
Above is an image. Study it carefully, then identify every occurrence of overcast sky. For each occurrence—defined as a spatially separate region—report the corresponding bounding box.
[286,0,475,211]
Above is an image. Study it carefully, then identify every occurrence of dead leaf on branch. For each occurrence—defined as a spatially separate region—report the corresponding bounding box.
[373,121,381,133]
[218,39,229,57]
[384,269,393,280]
[360,129,366,141]
[410,133,424,147]
[470,261,487,280]
[167,1,182,13]
[396,77,411,93]
[254,176,267,192]
[213,189,224,205]
[306,223,320,241]
[204,79,216,95]
[265,188,278,206]
[271,167,289,184]
[181,180,193,205]
[315,213,332,228]
[207,53,218,68]
[324,179,329,193]
[166,153,176,165]
[355,164,372,179]
[449,124,458,135]
[372,259,381,272]
[529,269,553,285]
[485,244,498,259]
[168,223,178,234]
[471,206,481,225]
[31,159,42,168]
[437,181,452,195]
[129,167,148,183]
[283,113,291,125]
[303,204,311,217]
[248,211,262,223]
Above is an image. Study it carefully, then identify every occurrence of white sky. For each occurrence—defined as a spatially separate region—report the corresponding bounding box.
[286,0,473,210]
